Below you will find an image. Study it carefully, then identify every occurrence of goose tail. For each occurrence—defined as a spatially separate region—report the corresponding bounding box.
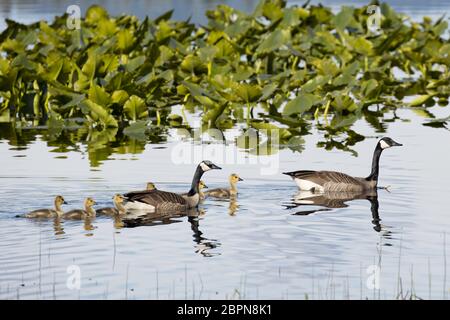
[282,171,297,177]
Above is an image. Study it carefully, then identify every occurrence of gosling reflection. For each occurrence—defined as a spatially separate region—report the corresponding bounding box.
[53,217,65,236]
[287,190,388,234]
[83,217,96,237]
[229,197,239,216]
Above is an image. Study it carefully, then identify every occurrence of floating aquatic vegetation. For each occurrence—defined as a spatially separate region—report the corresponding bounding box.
[0,0,448,157]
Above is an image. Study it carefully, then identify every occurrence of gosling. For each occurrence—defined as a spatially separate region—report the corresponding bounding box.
[96,194,126,216]
[22,195,67,218]
[146,182,156,190]
[204,174,243,199]
[182,180,208,200]
[63,197,97,219]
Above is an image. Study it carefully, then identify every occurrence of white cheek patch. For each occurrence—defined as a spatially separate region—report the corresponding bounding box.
[380,140,390,149]
[200,162,211,171]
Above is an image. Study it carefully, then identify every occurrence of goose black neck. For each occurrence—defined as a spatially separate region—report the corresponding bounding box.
[187,165,204,196]
[366,144,383,182]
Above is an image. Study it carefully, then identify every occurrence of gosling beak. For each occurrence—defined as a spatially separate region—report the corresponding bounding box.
[210,163,222,170]
[391,140,403,147]
[238,177,243,181]
[63,201,68,205]
[204,184,208,189]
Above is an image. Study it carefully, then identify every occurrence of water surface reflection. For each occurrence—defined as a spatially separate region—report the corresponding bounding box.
[286,189,394,239]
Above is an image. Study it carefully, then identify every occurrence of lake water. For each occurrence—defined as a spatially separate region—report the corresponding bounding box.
[1,0,450,300]
[1,104,450,299]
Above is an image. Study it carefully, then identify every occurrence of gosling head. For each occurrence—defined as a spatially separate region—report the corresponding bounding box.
[112,194,125,204]
[84,197,97,208]
[229,173,243,184]
[55,195,67,205]
[379,137,403,150]
[199,180,208,190]
[146,182,156,190]
[199,160,221,172]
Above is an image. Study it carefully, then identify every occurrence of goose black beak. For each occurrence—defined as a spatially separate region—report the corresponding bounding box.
[391,140,403,147]
[210,163,222,170]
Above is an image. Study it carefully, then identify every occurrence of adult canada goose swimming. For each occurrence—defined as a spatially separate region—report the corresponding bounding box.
[96,194,126,216]
[63,197,97,219]
[22,195,67,218]
[283,137,402,192]
[123,160,221,212]
[182,180,208,200]
[204,173,243,199]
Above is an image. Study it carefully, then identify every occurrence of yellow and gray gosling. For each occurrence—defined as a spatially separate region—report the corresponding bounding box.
[96,194,126,216]
[204,174,243,199]
[63,197,97,219]
[182,180,208,199]
[146,182,156,190]
[199,180,208,200]
[23,195,67,218]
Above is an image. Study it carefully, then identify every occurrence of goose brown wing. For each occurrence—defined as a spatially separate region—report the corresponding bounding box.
[124,189,187,207]
[300,171,363,186]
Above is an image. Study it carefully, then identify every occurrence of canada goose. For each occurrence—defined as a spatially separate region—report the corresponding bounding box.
[123,160,221,212]
[204,173,243,199]
[182,180,208,199]
[63,197,97,219]
[21,195,67,218]
[146,182,156,190]
[283,137,402,192]
[96,194,126,216]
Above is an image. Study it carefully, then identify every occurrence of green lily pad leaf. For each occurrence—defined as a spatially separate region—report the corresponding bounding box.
[361,79,379,98]
[234,83,262,103]
[86,5,109,24]
[283,93,321,115]
[124,95,148,121]
[80,99,118,128]
[117,29,135,52]
[302,75,331,93]
[181,54,207,74]
[111,90,129,104]
[126,56,145,72]
[256,29,291,54]
[408,95,435,107]
[88,84,110,106]
[259,83,278,101]
[332,95,359,112]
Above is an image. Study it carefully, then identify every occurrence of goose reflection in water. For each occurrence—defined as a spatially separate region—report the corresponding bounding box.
[286,189,392,236]
[119,208,221,257]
